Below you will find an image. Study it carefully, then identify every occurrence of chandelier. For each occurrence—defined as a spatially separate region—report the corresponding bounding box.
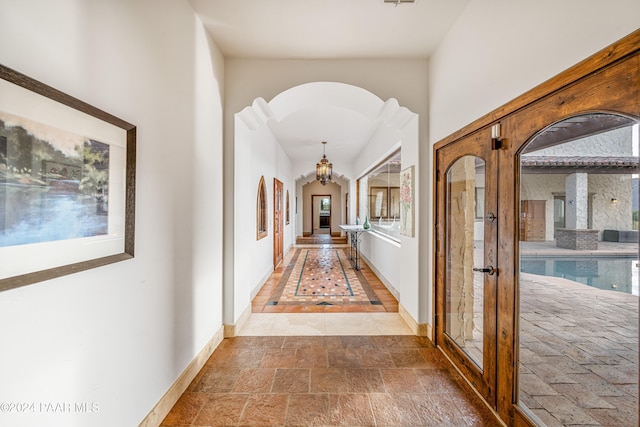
[315,141,333,185]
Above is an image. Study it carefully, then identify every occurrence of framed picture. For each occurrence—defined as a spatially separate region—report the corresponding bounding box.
[0,64,136,292]
[399,165,414,237]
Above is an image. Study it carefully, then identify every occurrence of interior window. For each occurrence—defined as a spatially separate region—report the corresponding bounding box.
[256,176,268,240]
[358,149,401,241]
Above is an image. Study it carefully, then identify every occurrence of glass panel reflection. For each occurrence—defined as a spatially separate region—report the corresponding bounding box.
[446,155,485,368]
[518,114,639,426]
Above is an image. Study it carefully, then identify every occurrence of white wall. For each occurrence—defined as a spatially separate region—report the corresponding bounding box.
[426,0,640,326]
[234,107,293,319]
[0,1,225,426]
[429,0,640,143]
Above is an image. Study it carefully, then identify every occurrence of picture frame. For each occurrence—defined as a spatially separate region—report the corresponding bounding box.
[0,64,136,292]
[399,165,414,237]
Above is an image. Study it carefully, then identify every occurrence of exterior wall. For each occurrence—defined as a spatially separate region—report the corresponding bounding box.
[590,175,634,235]
[0,1,225,426]
[519,174,632,240]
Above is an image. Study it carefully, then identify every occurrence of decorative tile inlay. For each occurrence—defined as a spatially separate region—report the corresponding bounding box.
[295,249,353,297]
[276,248,372,304]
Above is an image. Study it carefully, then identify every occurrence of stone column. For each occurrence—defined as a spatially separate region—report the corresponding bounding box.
[558,172,598,250]
[565,173,588,229]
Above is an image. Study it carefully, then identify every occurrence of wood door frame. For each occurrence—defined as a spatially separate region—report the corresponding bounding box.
[433,30,640,426]
[311,194,332,235]
[435,127,499,407]
[273,178,283,268]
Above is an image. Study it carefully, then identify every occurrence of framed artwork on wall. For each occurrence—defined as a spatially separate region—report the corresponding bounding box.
[0,64,136,292]
[400,165,414,237]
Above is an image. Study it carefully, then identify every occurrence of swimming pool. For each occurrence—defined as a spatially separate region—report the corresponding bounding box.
[520,256,639,296]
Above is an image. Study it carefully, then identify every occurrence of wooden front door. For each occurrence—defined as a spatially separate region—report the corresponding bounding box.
[435,127,499,408]
[273,179,283,268]
[520,200,546,241]
[435,31,640,427]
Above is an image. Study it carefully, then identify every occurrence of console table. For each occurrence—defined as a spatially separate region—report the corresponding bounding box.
[339,225,368,270]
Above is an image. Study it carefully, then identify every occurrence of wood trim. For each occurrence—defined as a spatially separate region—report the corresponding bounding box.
[138,326,225,427]
[434,29,640,151]
[273,178,283,268]
[311,194,332,234]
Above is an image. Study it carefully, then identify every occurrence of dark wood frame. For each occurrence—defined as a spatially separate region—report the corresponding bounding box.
[0,64,136,293]
[273,178,284,268]
[368,186,400,220]
[434,29,640,426]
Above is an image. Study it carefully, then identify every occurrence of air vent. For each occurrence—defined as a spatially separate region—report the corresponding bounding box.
[384,0,415,3]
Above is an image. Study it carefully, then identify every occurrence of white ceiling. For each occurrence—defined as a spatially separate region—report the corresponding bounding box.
[189,0,470,59]
[189,0,470,179]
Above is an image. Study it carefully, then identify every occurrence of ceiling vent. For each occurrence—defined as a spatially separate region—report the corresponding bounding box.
[384,0,416,4]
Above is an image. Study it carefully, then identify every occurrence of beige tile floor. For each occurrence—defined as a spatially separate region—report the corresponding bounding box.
[238,312,414,336]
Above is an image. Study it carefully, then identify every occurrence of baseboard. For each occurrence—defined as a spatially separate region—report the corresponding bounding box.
[224,304,252,338]
[138,325,225,427]
[398,304,431,338]
[359,253,400,301]
[250,266,274,300]
[359,254,430,338]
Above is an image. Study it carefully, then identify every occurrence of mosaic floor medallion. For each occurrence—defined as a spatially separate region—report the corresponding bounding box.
[269,248,377,305]
[295,249,353,297]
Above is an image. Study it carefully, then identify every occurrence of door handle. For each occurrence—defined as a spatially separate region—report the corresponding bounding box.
[473,266,496,275]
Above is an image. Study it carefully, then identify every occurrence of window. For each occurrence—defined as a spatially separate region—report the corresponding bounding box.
[256,176,268,240]
[358,149,401,241]
[286,190,290,225]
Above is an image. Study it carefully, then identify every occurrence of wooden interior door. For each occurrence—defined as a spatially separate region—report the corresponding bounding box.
[435,127,498,408]
[273,179,283,268]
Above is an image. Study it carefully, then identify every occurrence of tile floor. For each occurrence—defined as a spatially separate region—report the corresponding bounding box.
[160,242,638,426]
[252,246,398,313]
[160,335,500,427]
[160,244,500,426]
[238,313,413,336]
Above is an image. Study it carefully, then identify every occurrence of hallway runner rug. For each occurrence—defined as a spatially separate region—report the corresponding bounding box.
[268,248,380,306]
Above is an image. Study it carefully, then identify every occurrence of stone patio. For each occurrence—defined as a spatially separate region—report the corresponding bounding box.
[518,240,638,426]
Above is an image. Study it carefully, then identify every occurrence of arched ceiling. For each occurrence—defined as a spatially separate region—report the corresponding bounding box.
[237,82,416,179]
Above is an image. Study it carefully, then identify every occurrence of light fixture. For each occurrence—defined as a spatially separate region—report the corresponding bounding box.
[611,198,619,203]
[315,141,332,185]
[383,0,415,5]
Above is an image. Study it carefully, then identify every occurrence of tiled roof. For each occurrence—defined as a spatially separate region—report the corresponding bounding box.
[521,156,639,171]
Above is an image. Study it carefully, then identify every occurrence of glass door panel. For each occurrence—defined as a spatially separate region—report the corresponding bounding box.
[446,156,486,367]
[518,114,639,426]
[436,131,498,406]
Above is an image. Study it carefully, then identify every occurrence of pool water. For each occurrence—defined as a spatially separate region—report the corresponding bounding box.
[521,256,639,296]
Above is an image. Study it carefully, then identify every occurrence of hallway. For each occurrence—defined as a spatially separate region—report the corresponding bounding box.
[252,245,398,313]
[160,244,500,426]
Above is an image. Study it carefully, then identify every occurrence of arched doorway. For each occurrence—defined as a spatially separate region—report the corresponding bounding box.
[435,31,639,426]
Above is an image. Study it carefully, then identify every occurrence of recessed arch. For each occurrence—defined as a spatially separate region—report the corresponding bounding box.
[256,176,268,240]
